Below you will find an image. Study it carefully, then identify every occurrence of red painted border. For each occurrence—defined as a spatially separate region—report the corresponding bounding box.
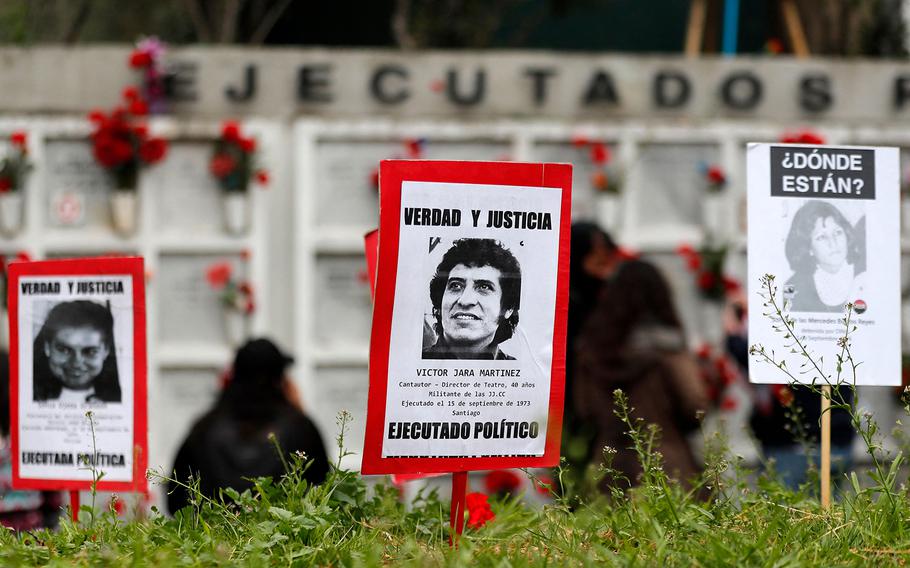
[361,160,572,475]
[9,257,148,492]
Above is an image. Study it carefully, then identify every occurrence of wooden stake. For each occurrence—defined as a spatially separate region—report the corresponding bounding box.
[69,490,80,523]
[685,0,707,57]
[781,0,810,58]
[821,385,831,509]
[449,471,468,547]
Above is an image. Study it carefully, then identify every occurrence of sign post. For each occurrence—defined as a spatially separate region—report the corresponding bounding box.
[747,143,900,505]
[361,160,571,538]
[8,257,148,511]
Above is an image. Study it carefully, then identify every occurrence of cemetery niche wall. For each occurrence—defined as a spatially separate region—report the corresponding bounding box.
[3,48,910,505]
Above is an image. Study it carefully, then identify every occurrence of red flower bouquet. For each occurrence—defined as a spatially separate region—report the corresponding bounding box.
[572,137,621,195]
[0,131,32,193]
[205,261,255,314]
[210,121,269,193]
[87,88,168,190]
[676,243,740,302]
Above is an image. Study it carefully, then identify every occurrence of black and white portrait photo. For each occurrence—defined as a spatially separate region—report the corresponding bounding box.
[783,200,866,313]
[423,238,521,360]
[33,300,121,403]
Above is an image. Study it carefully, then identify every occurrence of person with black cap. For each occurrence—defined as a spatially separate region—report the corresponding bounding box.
[167,338,329,514]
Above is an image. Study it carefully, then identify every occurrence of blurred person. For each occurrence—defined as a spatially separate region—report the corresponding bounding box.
[784,201,866,313]
[563,223,623,471]
[424,238,521,360]
[0,351,64,530]
[33,300,121,403]
[722,297,855,490]
[574,260,709,490]
[167,338,329,514]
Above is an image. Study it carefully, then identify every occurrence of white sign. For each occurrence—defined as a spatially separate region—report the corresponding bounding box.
[747,143,901,386]
[382,180,562,458]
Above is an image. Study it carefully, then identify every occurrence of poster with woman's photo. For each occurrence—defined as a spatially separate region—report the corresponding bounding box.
[10,257,147,491]
[747,143,900,386]
[361,161,572,475]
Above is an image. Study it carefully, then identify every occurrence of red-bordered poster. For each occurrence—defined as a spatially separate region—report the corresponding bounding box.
[9,257,148,492]
[361,160,572,475]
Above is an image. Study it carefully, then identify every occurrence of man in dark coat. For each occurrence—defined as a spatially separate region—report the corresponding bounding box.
[167,338,329,514]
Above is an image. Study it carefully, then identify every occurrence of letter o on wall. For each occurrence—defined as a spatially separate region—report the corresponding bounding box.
[720,71,763,110]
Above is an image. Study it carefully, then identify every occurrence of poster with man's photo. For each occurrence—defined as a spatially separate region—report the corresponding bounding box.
[747,143,900,386]
[361,160,572,475]
[9,257,147,491]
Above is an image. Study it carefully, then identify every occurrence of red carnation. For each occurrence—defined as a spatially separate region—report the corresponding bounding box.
[238,136,256,153]
[205,262,232,289]
[722,276,741,292]
[0,177,11,193]
[484,469,522,496]
[773,385,794,407]
[209,154,236,179]
[10,131,27,148]
[369,167,380,189]
[221,121,241,142]
[720,396,738,411]
[129,50,153,69]
[591,170,608,191]
[766,37,785,54]
[129,98,149,117]
[686,255,702,271]
[590,142,610,165]
[707,166,726,185]
[697,271,717,290]
[676,244,696,257]
[87,110,106,124]
[406,139,422,158]
[465,492,495,529]
[534,475,553,496]
[255,170,270,186]
[122,86,140,102]
[696,343,712,359]
[139,138,168,164]
[571,135,590,147]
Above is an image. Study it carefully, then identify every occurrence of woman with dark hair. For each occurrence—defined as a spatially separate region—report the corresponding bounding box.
[784,201,866,313]
[167,338,329,515]
[33,300,121,403]
[563,223,620,470]
[574,260,708,490]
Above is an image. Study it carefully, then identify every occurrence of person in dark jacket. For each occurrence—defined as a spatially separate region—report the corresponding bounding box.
[574,260,709,491]
[563,223,623,470]
[167,338,329,514]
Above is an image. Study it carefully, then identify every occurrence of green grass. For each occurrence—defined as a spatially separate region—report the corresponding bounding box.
[5,277,910,566]
[2,402,910,567]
